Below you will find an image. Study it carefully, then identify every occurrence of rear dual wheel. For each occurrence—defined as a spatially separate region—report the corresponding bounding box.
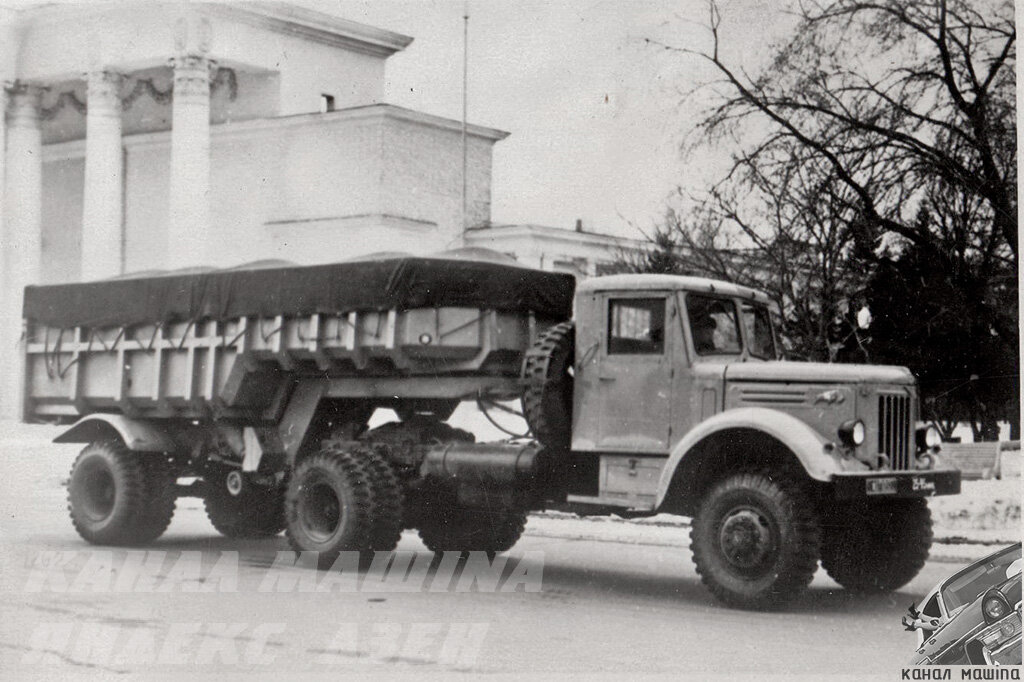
[284,445,403,565]
[417,506,528,559]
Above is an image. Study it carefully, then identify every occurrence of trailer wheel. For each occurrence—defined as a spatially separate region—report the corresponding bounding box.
[522,321,575,451]
[285,447,375,565]
[417,506,528,559]
[820,499,932,593]
[690,470,820,609]
[68,441,168,545]
[204,464,285,538]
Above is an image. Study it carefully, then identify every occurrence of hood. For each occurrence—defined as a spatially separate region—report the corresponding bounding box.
[922,573,1022,665]
[726,361,914,385]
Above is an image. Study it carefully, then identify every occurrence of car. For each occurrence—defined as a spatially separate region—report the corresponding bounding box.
[904,542,1022,665]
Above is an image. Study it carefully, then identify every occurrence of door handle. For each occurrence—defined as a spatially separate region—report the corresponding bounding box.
[599,375,616,382]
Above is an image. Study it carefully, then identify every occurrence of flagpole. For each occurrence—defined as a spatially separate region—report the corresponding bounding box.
[461,0,469,242]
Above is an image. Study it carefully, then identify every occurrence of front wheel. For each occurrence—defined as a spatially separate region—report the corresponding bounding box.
[690,470,821,609]
[820,499,932,593]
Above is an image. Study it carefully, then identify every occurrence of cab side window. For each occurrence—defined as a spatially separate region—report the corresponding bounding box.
[608,298,665,355]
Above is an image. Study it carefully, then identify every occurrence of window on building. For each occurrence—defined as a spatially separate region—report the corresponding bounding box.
[320,94,336,113]
[608,298,666,355]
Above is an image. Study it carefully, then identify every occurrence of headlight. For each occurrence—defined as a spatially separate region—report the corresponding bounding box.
[916,425,941,450]
[983,594,1009,622]
[838,420,866,447]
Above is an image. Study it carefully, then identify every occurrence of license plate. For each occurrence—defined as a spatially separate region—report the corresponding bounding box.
[866,477,898,495]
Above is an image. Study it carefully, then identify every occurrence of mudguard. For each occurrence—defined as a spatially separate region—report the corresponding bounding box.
[654,407,841,508]
[54,414,176,452]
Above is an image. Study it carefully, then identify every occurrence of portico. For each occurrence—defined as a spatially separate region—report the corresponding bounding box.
[0,2,508,418]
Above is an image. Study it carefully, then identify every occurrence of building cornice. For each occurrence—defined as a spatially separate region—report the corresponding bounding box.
[369,104,510,141]
[467,223,645,249]
[201,2,414,58]
[42,103,509,158]
[17,2,414,59]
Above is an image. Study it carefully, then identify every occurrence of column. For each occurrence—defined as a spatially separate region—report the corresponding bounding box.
[167,54,213,270]
[0,10,21,418]
[81,70,124,280]
[2,82,43,420]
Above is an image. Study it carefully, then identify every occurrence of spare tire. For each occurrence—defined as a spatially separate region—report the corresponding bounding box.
[522,321,574,451]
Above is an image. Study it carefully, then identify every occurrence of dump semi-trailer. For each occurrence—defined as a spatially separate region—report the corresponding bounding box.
[22,254,961,609]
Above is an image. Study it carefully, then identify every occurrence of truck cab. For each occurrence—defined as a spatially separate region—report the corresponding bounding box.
[572,274,777,455]
[552,275,956,513]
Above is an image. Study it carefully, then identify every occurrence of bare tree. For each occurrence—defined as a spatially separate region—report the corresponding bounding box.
[660,0,1016,262]
[634,0,1016,435]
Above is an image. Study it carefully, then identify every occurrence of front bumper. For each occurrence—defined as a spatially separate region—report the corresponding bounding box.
[832,468,961,500]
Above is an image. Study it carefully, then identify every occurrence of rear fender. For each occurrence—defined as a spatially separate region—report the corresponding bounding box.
[654,407,839,508]
[54,415,176,452]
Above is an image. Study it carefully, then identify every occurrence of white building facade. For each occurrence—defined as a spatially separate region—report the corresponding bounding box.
[0,2,645,418]
[0,2,513,417]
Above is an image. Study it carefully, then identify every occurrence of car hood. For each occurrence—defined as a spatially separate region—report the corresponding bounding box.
[919,573,1023,664]
[726,361,914,385]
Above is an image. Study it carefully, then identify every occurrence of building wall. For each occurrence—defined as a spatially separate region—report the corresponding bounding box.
[124,141,171,272]
[465,226,643,278]
[40,156,84,283]
[35,107,503,279]
[273,37,385,115]
[381,115,495,236]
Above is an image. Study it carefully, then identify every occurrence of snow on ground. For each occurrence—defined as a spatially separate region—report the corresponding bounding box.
[929,477,1021,531]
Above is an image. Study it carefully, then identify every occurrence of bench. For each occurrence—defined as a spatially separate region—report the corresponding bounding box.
[943,440,1019,480]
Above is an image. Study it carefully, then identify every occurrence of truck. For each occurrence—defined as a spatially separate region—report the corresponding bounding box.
[21,252,961,609]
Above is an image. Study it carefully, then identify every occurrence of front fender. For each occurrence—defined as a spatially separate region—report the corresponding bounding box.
[54,415,176,452]
[654,407,840,508]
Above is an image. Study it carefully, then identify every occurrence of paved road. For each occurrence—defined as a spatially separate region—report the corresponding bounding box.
[0,441,953,680]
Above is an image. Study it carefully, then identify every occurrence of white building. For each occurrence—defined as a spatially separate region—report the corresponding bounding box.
[0,1,645,418]
[465,222,644,277]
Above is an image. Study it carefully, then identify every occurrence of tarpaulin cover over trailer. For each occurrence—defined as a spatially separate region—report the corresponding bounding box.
[23,255,577,328]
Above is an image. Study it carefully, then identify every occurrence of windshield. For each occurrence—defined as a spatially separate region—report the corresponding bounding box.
[687,295,741,356]
[941,544,1022,612]
[740,302,777,359]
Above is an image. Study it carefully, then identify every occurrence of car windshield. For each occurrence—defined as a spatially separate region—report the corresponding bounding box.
[941,544,1022,612]
[687,295,741,356]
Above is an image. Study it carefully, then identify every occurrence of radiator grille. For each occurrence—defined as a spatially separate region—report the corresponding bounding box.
[878,394,911,470]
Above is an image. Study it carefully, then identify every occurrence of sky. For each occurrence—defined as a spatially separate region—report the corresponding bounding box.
[300,0,793,239]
